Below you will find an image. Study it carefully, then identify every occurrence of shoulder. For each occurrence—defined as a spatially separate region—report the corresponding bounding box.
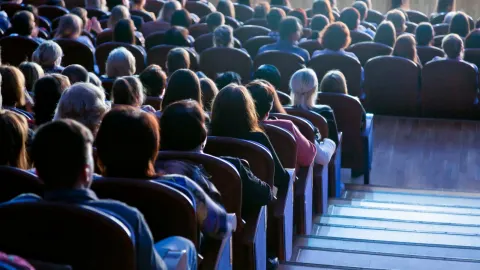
[312,104,333,113]
[265,119,295,131]
[5,193,42,204]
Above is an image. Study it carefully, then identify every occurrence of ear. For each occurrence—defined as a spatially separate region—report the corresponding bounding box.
[79,164,93,187]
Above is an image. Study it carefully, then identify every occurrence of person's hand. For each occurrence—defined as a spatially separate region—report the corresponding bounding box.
[90,17,103,34]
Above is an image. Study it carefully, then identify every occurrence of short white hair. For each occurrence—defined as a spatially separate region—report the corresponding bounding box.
[213,25,234,47]
[289,68,318,109]
[54,82,111,134]
[32,40,63,68]
[106,47,136,77]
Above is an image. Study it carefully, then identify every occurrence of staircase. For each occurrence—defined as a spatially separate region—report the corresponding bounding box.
[280,184,480,270]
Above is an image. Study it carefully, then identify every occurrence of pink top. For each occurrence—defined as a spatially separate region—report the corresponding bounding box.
[264,119,316,167]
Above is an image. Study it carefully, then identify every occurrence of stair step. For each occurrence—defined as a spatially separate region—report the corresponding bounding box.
[294,235,480,260]
[315,215,480,235]
[279,262,383,270]
[293,247,480,270]
[328,204,480,226]
[345,184,480,198]
[313,224,480,247]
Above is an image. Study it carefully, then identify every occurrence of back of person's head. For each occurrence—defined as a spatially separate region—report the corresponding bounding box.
[19,61,44,92]
[393,33,418,62]
[415,22,435,46]
[71,8,88,30]
[199,78,218,111]
[54,82,110,134]
[95,106,159,179]
[11,11,35,36]
[62,64,89,84]
[254,2,271,18]
[386,9,407,35]
[436,0,455,14]
[0,110,29,170]
[106,0,129,11]
[340,7,360,31]
[111,76,144,107]
[161,69,201,110]
[352,1,368,21]
[171,9,192,28]
[32,40,63,69]
[88,72,103,88]
[113,18,136,44]
[0,65,26,107]
[245,79,277,119]
[289,68,318,109]
[312,0,334,23]
[356,0,372,9]
[320,21,351,50]
[215,71,242,89]
[279,16,302,41]
[213,25,234,47]
[390,0,409,10]
[33,74,71,126]
[206,12,225,32]
[164,26,191,47]
[217,0,235,18]
[210,83,261,136]
[267,8,286,31]
[159,0,181,22]
[32,119,94,189]
[139,64,166,97]
[86,0,108,11]
[106,47,136,77]
[108,5,129,28]
[56,14,83,39]
[311,14,329,33]
[166,47,190,75]
[288,8,308,27]
[442,33,464,59]
[254,64,281,90]
[449,11,469,37]
[465,29,480,49]
[374,20,396,47]
[319,70,347,94]
[160,100,207,151]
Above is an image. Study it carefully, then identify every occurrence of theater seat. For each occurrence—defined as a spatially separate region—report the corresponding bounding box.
[464,49,480,69]
[405,21,418,34]
[0,166,43,203]
[131,10,155,23]
[200,47,252,83]
[244,18,269,28]
[433,23,449,36]
[37,5,69,22]
[406,10,429,24]
[347,42,393,66]
[417,46,445,66]
[54,38,95,72]
[147,45,199,71]
[350,30,373,45]
[234,25,270,44]
[366,9,384,25]
[185,1,214,18]
[0,202,135,270]
[299,40,323,57]
[234,3,254,22]
[188,23,210,39]
[0,36,40,67]
[145,0,165,15]
[243,36,276,58]
[430,13,446,25]
[95,42,147,75]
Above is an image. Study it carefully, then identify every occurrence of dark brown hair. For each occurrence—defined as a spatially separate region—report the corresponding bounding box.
[0,111,29,169]
[33,74,70,126]
[393,34,420,65]
[139,64,167,97]
[199,78,219,111]
[312,0,334,23]
[0,66,26,107]
[161,69,201,110]
[246,80,286,119]
[320,22,351,50]
[113,18,136,44]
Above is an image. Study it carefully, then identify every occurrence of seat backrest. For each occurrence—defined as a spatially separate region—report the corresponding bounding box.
[309,54,362,97]
[0,202,135,270]
[225,16,242,29]
[262,124,297,168]
[464,49,480,69]
[185,1,214,18]
[194,32,214,53]
[188,23,209,38]
[405,21,418,34]
[204,136,275,187]
[364,56,421,116]
[276,91,292,105]
[54,38,95,71]
[234,3,254,22]
[64,0,85,9]
[0,166,43,203]
[96,29,114,46]
[244,18,269,28]
[91,177,198,246]
[243,35,276,58]
[37,5,69,22]
[131,9,154,23]
[86,8,109,19]
[145,96,163,110]
[366,9,384,25]
[156,151,243,227]
[254,51,305,93]
[433,23,449,36]
[417,45,445,65]
[298,40,322,57]
[430,13,446,25]
[95,42,146,75]
[0,36,40,67]
[200,47,253,83]
[0,3,23,18]
[347,41,393,66]
[145,31,167,50]
[271,5,292,14]
[270,113,316,143]
[22,0,48,6]
[284,107,328,139]
[350,30,373,45]
[421,59,478,119]
[234,25,270,44]
[101,77,115,98]
[147,45,199,71]
[434,35,445,48]
[406,10,429,24]
[145,0,165,15]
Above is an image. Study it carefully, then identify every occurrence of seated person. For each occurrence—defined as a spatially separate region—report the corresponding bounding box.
[312,0,335,23]
[217,0,240,25]
[131,0,156,20]
[199,78,218,111]
[0,66,33,120]
[340,6,374,38]
[104,5,145,45]
[8,118,197,270]
[86,0,108,11]
[19,61,44,93]
[449,12,469,38]
[465,29,480,49]
[254,64,282,91]
[55,14,95,51]
[246,80,336,166]
[166,48,190,77]
[386,9,406,36]
[288,8,308,28]
[164,26,194,47]
[258,16,310,61]
[34,74,71,126]
[141,1,181,37]
[95,106,233,240]
[62,64,89,84]
[266,8,286,40]
[111,76,145,108]
[206,12,225,32]
[215,71,242,90]
[160,69,202,111]
[105,47,136,78]
[313,22,359,62]
[374,21,396,47]
[0,110,29,170]
[213,25,235,48]
[307,14,329,41]
[430,0,455,19]
[113,18,146,54]
[253,2,271,19]
[430,33,478,72]
[393,34,422,67]
[160,100,274,217]
[139,64,167,98]
[415,22,435,47]
[71,7,103,35]
[8,11,44,43]
[352,0,376,30]
[32,41,64,74]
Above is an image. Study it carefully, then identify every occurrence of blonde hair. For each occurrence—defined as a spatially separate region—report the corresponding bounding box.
[85,0,107,11]
[56,14,82,39]
[54,82,111,134]
[108,5,130,28]
[213,25,234,47]
[19,61,44,91]
[32,41,63,68]
[319,70,347,94]
[159,1,181,21]
[289,68,318,109]
[106,47,136,77]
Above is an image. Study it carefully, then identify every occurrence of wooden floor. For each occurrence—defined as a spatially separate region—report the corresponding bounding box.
[343,116,480,192]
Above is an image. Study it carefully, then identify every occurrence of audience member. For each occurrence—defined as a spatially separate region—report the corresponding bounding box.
[113,18,146,53]
[105,47,136,78]
[267,8,286,39]
[432,0,456,18]
[54,83,110,135]
[139,64,167,97]
[10,11,44,43]
[465,29,480,49]
[312,0,334,23]
[161,69,202,110]
[131,0,156,20]
[258,16,310,61]
[55,14,95,50]
[352,1,376,33]
[33,74,71,126]
[164,26,193,47]
[386,9,407,36]
[254,64,282,90]
[314,22,359,61]
[111,76,145,109]
[215,71,242,89]
[340,7,374,37]
[206,12,225,32]
[309,14,330,40]
[430,33,478,71]
[0,66,31,119]
[19,62,44,92]
[254,2,271,19]
[62,64,89,84]
[374,21,396,47]
[213,25,235,48]
[288,8,308,27]
[357,0,372,9]
[85,0,108,11]
[166,48,190,76]
[107,5,130,29]
[88,72,103,88]
[32,41,64,74]
[449,12,469,37]
[171,9,192,28]
[217,0,236,19]
[393,34,422,66]
[271,0,291,8]
[141,1,181,36]
[0,110,29,170]
[415,22,435,46]
[199,78,218,111]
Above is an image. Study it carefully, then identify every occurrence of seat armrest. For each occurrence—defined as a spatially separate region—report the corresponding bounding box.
[362,113,374,137]
[162,250,187,270]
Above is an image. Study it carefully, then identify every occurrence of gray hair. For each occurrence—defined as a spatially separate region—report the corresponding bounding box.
[32,41,63,68]
[106,47,136,77]
[289,68,318,109]
[213,25,234,48]
[85,0,107,11]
